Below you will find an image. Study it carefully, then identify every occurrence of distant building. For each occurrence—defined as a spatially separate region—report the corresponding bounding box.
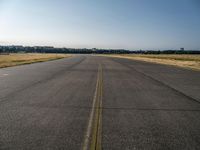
[180,48,184,51]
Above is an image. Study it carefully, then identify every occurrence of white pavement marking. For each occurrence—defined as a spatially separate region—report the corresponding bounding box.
[0,73,9,77]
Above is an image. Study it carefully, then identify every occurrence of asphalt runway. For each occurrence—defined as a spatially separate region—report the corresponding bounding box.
[0,55,200,150]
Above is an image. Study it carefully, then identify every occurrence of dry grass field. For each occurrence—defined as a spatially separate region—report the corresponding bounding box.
[104,54,200,71]
[0,53,70,68]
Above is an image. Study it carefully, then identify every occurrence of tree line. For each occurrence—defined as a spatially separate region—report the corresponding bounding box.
[0,46,199,54]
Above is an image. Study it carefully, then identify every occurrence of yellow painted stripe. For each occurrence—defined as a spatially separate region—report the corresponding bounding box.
[82,64,103,150]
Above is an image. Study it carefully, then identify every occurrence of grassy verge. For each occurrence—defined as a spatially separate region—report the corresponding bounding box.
[102,54,200,71]
[0,53,70,68]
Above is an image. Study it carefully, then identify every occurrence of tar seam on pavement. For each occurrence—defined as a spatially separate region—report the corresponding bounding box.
[112,58,200,104]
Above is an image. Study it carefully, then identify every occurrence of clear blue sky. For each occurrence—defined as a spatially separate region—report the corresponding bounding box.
[0,0,200,50]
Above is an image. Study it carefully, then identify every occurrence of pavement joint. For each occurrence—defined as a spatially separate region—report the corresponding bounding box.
[112,58,200,104]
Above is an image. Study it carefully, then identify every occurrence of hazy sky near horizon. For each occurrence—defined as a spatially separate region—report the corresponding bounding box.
[0,0,200,50]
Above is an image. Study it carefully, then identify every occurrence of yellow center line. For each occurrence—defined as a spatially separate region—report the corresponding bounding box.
[82,64,103,150]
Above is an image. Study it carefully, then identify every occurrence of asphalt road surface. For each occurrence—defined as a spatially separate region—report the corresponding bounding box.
[0,55,200,150]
